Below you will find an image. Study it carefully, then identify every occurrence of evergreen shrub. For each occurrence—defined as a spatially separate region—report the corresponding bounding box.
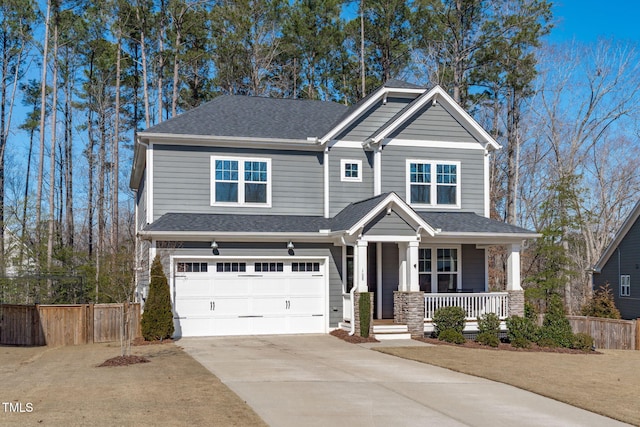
[433,306,466,336]
[580,284,621,319]
[438,329,466,344]
[538,294,574,348]
[141,255,174,341]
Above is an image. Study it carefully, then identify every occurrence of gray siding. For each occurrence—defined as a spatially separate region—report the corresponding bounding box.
[136,169,147,231]
[337,97,414,141]
[329,147,374,216]
[381,243,399,318]
[461,244,486,292]
[390,102,478,142]
[154,241,343,327]
[152,145,323,219]
[380,145,485,215]
[364,210,416,236]
[594,218,640,320]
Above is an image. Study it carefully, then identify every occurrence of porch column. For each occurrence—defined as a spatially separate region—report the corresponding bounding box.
[355,240,369,292]
[506,243,522,291]
[407,241,420,292]
[398,242,408,291]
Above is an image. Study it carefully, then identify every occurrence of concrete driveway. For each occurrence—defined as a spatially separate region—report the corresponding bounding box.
[180,335,628,427]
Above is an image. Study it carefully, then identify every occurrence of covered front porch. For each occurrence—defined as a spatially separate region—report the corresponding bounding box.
[339,239,525,338]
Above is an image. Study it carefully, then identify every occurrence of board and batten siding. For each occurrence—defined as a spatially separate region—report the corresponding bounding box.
[594,216,640,320]
[156,242,344,327]
[461,244,486,292]
[390,102,479,143]
[152,145,323,219]
[380,145,485,215]
[328,147,373,216]
[336,96,414,141]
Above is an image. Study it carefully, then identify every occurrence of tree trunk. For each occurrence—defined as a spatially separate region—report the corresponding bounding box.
[112,38,121,251]
[47,20,59,293]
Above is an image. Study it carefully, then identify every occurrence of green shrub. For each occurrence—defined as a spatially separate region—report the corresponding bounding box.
[433,306,466,336]
[510,336,532,349]
[538,295,574,348]
[537,337,559,348]
[438,328,466,344]
[359,292,371,338]
[506,315,538,344]
[475,331,500,347]
[580,284,621,319]
[478,312,500,334]
[141,255,174,341]
[572,333,595,352]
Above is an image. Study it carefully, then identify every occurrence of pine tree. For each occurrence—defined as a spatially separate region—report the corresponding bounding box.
[141,255,174,341]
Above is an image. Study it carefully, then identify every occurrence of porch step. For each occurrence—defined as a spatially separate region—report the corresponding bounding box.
[373,323,411,340]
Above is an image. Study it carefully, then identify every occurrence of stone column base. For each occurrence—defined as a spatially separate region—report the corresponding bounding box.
[508,290,525,317]
[353,292,374,338]
[394,291,425,338]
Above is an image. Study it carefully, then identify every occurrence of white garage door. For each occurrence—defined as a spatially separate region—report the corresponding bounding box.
[173,259,326,337]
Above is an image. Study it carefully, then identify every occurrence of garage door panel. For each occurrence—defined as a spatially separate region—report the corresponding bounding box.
[213,277,251,296]
[175,276,212,297]
[213,297,250,316]
[173,259,326,337]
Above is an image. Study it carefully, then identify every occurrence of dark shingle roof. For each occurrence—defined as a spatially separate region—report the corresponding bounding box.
[141,95,348,140]
[331,193,393,230]
[417,211,536,234]
[383,79,426,90]
[145,213,331,233]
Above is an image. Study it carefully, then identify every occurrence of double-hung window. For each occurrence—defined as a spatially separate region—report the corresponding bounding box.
[620,275,631,297]
[211,156,271,206]
[418,247,460,293]
[407,160,460,207]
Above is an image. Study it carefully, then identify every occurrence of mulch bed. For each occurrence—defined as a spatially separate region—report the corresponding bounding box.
[330,328,379,343]
[98,355,150,367]
[416,336,601,354]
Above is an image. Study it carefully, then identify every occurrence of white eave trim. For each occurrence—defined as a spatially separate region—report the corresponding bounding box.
[137,132,324,151]
[138,230,334,242]
[318,86,425,144]
[370,86,501,151]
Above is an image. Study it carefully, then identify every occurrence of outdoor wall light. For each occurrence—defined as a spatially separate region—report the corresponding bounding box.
[211,241,218,249]
[287,241,294,250]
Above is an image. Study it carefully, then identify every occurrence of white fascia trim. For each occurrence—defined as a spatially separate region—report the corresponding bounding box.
[319,87,425,144]
[139,231,334,242]
[328,140,366,149]
[371,86,501,151]
[384,139,485,151]
[138,132,324,152]
[346,193,436,237]
[595,199,640,270]
[147,143,154,224]
[430,232,540,245]
[361,235,420,242]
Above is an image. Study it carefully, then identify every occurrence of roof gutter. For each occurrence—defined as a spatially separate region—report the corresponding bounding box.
[137,230,335,242]
[137,132,324,151]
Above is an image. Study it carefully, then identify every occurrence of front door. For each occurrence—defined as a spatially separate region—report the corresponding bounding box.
[381,243,398,319]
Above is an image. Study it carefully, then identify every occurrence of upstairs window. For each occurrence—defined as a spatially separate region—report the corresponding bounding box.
[211,157,271,206]
[621,275,630,297]
[407,160,460,207]
[341,159,362,182]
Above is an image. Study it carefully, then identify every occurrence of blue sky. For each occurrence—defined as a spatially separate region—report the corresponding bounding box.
[549,0,640,42]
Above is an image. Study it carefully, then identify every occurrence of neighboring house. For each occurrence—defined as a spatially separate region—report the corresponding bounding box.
[593,200,640,320]
[130,79,538,339]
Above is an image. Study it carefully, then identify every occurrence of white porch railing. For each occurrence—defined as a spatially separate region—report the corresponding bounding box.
[342,294,352,322]
[424,292,509,321]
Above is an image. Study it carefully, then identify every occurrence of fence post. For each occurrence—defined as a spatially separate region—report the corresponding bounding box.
[636,319,640,351]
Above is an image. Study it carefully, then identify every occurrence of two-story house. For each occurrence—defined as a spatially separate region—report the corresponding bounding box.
[130,79,538,339]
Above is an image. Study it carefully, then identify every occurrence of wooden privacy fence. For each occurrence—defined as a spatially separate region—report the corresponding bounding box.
[0,303,141,346]
[567,316,640,350]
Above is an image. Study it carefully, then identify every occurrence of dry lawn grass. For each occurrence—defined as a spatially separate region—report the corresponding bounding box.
[0,342,266,426]
[376,344,640,426]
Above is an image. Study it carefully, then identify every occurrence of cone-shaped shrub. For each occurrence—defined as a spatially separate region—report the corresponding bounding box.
[141,255,174,341]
